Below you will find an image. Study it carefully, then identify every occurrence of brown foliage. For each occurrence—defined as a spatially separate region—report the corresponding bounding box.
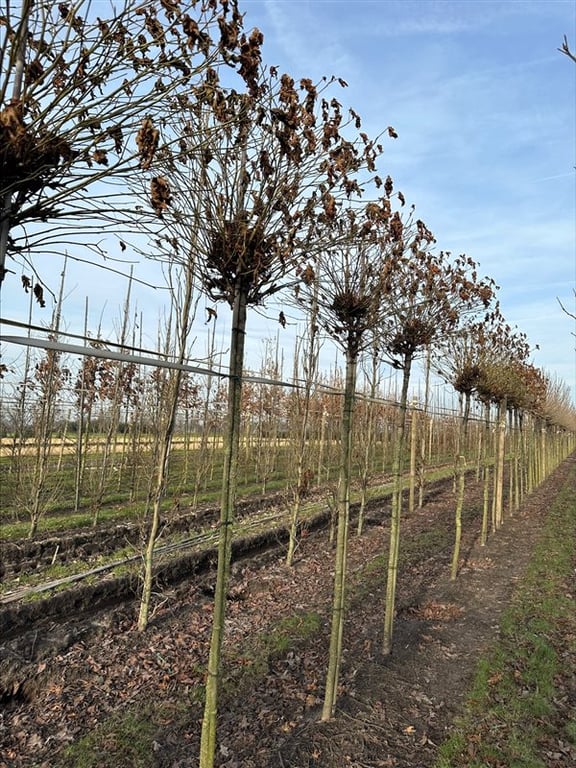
[136,118,159,170]
[150,177,172,217]
[204,218,275,304]
[0,103,75,198]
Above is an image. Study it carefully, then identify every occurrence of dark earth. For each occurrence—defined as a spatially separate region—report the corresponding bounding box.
[1,457,575,767]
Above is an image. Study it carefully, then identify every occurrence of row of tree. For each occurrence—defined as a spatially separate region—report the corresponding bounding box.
[2,274,574,532]
[2,3,575,764]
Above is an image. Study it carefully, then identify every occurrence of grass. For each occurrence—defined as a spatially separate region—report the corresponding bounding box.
[51,702,187,768]
[0,437,464,542]
[435,467,576,768]
[0,444,330,539]
[222,610,322,697]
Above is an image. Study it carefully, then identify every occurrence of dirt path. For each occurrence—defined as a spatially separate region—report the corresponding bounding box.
[0,457,574,768]
[277,458,575,768]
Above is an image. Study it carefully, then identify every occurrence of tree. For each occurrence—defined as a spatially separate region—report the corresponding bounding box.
[89,276,134,525]
[474,324,531,532]
[25,260,68,536]
[380,242,496,653]
[297,194,398,720]
[0,0,254,289]
[140,55,386,764]
[356,335,382,535]
[285,302,320,567]
[138,260,196,631]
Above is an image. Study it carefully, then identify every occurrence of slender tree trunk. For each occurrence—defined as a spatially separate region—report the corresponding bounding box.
[194,322,217,506]
[74,298,89,512]
[321,348,357,721]
[137,269,194,631]
[493,397,507,529]
[357,344,379,535]
[28,262,66,537]
[92,275,133,525]
[408,400,418,515]
[517,412,525,504]
[480,401,492,546]
[56,417,68,472]
[200,286,247,767]
[10,287,34,513]
[417,348,431,509]
[450,455,466,580]
[480,465,490,546]
[287,310,318,565]
[462,391,471,438]
[383,352,412,655]
[475,419,483,483]
[317,407,328,483]
[539,425,546,483]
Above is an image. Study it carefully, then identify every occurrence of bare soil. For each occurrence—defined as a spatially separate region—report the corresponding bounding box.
[1,457,575,768]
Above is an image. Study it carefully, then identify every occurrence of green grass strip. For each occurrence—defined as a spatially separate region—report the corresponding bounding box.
[436,466,576,768]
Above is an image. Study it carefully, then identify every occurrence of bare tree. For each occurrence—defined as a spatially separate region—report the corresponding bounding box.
[474,325,531,533]
[140,54,387,763]
[285,307,320,566]
[0,0,255,289]
[138,260,197,631]
[356,335,382,535]
[380,241,496,654]
[25,261,68,536]
[90,276,134,525]
[296,195,398,720]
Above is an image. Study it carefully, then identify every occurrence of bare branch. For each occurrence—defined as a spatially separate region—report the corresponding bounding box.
[0,0,261,290]
[559,35,576,63]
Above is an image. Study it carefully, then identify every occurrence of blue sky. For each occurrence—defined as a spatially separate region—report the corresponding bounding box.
[1,0,575,404]
[240,0,576,394]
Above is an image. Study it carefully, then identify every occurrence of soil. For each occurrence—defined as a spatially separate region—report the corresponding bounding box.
[1,457,574,768]
[1,489,289,579]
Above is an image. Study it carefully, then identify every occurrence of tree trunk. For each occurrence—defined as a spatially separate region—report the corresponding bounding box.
[493,397,507,529]
[92,276,133,525]
[382,351,412,655]
[480,402,492,546]
[357,344,379,535]
[417,345,431,509]
[28,262,66,537]
[408,400,418,515]
[199,285,247,766]
[450,455,466,580]
[287,313,318,566]
[137,269,194,631]
[321,347,357,721]
[73,303,87,512]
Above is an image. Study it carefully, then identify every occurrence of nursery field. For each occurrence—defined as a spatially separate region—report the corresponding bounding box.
[2,2,575,767]
[1,451,575,768]
[2,365,575,768]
